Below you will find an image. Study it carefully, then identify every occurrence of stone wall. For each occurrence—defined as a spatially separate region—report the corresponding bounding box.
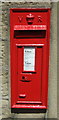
[1,1,57,119]
[0,2,2,120]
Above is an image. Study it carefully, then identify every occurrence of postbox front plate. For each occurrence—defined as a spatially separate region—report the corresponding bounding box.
[10,8,50,109]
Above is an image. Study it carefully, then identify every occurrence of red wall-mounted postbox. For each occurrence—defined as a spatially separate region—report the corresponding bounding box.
[10,8,50,109]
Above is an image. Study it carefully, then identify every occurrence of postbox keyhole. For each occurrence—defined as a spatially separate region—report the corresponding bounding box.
[22,76,25,79]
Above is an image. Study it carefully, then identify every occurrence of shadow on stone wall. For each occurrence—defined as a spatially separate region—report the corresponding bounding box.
[11,108,46,113]
[1,118,58,120]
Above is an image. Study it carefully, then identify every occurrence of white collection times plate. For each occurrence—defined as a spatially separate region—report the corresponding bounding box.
[24,47,35,71]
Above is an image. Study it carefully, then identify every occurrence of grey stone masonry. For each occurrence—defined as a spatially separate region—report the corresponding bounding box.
[1,1,57,120]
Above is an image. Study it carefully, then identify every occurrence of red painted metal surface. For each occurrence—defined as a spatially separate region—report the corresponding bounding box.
[10,8,50,109]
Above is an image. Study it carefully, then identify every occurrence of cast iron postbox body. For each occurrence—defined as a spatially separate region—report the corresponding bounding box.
[10,8,50,109]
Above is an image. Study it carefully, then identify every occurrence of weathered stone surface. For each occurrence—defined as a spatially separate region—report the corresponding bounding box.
[2,2,50,119]
[1,1,57,120]
[48,2,57,118]
[14,113,45,118]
